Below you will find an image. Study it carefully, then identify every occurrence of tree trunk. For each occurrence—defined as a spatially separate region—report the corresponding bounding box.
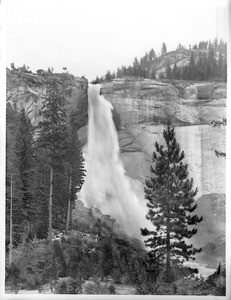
[166,218,171,283]
[70,198,73,231]
[9,174,13,265]
[65,175,72,233]
[48,166,53,243]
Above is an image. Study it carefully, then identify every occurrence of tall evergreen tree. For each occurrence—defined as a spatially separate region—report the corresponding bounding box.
[132,57,139,76]
[148,49,156,62]
[150,67,156,79]
[37,81,68,242]
[189,52,196,80]
[105,70,112,81]
[161,43,167,55]
[65,115,86,232]
[6,103,19,260]
[141,124,202,283]
[13,108,36,242]
[165,63,172,79]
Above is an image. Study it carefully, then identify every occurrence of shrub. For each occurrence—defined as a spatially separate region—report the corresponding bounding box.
[5,263,21,293]
[8,240,59,291]
[83,280,116,294]
[174,275,216,295]
[54,277,83,294]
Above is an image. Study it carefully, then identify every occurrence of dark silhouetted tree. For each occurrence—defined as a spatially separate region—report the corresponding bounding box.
[37,81,68,242]
[161,43,167,55]
[65,115,86,232]
[13,109,36,243]
[165,63,172,79]
[141,124,202,283]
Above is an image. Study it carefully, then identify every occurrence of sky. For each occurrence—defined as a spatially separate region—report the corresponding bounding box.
[6,0,228,81]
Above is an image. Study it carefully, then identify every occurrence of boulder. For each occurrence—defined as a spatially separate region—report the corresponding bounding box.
[196,83,214,99]
[72,200,115,232]
[211,83,227,99]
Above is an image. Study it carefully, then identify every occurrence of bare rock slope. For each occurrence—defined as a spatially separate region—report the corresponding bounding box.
[7,69,88,127]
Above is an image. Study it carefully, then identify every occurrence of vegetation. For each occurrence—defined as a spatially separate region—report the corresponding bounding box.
[141,124,203,283]
[5,81,85,247]
[93,38,227,82]
[6,62,226,295]
[211,118,226,158]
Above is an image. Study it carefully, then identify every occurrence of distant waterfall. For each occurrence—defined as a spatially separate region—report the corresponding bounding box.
[79,84,147,237]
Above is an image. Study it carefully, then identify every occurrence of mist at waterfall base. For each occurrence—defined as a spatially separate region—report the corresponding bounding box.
[79,84,148,238]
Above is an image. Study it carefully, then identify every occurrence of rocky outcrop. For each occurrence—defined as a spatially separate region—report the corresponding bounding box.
[6,69,88,127]
[152,49,192,77]
[101,78,226,127]
[193,194,226,268]
[99,78,226,196]
[119,124,226,196]
[72,200,115,233]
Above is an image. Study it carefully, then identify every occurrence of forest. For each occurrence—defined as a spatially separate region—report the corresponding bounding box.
[5,76,226,294]
[94,38,227,83]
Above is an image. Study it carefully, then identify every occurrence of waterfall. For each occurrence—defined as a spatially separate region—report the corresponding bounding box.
[79,84,148,238]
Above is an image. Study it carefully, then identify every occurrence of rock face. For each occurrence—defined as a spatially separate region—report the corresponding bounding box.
[100,78,226,195]
[72,200,115,233]
[100,78,226,266]
[119,124,226,196]
[193,194,226,268]
[6,69,88,127]
[101,78,226,127]
[152,49,192,78]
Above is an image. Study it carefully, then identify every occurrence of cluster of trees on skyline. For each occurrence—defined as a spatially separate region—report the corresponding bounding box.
[93,38,227,83]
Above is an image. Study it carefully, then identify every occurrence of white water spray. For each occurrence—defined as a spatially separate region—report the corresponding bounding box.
[80,84,147,237]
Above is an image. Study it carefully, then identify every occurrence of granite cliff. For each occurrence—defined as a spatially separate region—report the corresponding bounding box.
[6,70,226,266]
[6,69,88,128]
[100,77,226,266]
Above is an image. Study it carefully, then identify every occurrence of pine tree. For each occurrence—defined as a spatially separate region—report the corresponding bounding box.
[105,70,112,81]
[150,68,156,79]
[148,49,156,62]
[37,80,68,242]
[217,52,223,79]
[33,144,50,239]
[116,68,123,78]
[13,108,36,243]
[65,115,86,232]
[161,43,167,55]
[189,52,196,80]
[132,57,139,76]
[141,124,202,283]
[6,103,19,260]
[165,63,172,79]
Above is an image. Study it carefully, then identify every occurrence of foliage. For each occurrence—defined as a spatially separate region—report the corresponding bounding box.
[141,124,202,283]
[161,43,167,55]
[37,81,68,166]
[5,240,66,292]
[211,118,226,158]
[5,263,21,293]
[83,279,116,294]
[6,106,37,246]
[54,277,83,294]
[135,264,225,295]
[13,109,36,241]
[94,38,227,82]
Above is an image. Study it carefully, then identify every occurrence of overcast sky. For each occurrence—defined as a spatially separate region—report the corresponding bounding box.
[6,0,228,81]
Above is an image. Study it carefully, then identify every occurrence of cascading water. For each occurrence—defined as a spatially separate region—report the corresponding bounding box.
[79,84,148,238]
